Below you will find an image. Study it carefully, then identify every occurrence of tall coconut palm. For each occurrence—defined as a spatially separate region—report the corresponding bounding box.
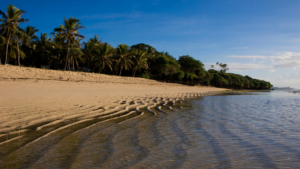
[92,43,115,73]
[69,37,83,71]
[0,4,28,64]
[82,41,95,71]
[14,29,26,65]
[34,33,52,67]
[23,26,39,45]
[69,44,83,71]
[89,35,102,45]
[22,26,39,55]
[131,49,148,77]
[51,33,66,69]
[54,17,85,70]
[0,34,6,64]
[82,35,101,71]
[6,38,25,65]
[115,44,132,76]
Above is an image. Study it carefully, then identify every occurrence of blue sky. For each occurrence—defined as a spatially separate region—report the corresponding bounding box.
[2,0,300,88]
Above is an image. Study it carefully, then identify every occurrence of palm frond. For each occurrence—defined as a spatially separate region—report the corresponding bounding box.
[0,10,8,19]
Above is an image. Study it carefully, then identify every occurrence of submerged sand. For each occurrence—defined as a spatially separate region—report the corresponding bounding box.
[0,65,227,133]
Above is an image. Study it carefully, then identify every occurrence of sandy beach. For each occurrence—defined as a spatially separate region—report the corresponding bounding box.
[0,65,227,134]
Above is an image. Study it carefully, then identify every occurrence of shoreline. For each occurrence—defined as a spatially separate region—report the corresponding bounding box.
[0,65,228,135]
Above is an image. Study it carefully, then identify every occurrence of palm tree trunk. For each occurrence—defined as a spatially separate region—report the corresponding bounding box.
[73,59,75,71]
[17,38,20,66]
[5,32,11,65]
[65,39,70,70]
[133,67,137,77]
[87,57,90,71]
[57,52,60,70]
[119,67,122,76]
[48,58,51,69]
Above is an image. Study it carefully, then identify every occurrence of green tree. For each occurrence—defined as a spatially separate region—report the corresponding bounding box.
[54,17,85,70]
[211,74,228,87]
[115,44,132,76]
[0,34,5,64]
[34,33,52,67]
[14,29,27,65]
[131,49,148,76]
[0,4,28,64]
[51,32,66,69]
[178,55,204,74]
[131,43,157,74]
[92,43,115,73]
[89,35,102,45]
[155,55,179,77]
[22,26,39,54]
[6,38,25,65]
[216,62,229,73]
[176,70,185,81]
[69,37,83,71]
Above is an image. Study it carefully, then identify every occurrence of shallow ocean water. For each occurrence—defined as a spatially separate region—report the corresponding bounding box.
[0,91,299,168]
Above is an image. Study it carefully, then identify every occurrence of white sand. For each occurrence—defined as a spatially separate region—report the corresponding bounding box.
[0,65,228,133]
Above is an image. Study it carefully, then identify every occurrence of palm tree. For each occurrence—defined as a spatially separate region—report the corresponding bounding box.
[14,29,26,65]
[82,35,101,71]
[82,42,94,72]
[35,33,52,67]
[131,49,148,77]
[89,35,102,45]
[22,26,39,55]
[69,37,83,71]
[54,17,85,70]
[51,32,66,69]
[0,4,28,64]
[6,38,25,65]
[92,43,115,73]
[0,34,6,64]
[145,46,157,74]
[115,44,132,76]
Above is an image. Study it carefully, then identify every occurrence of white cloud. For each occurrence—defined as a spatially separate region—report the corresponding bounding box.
[205,62,269,71]
[270,52,300,68]
[228,52,300,68]
[269,69,276,73]
[272,73,300,88]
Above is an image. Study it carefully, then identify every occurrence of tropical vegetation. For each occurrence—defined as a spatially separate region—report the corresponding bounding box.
[0,4,272,89]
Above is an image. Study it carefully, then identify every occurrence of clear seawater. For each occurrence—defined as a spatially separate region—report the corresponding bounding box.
[1,91,299,168]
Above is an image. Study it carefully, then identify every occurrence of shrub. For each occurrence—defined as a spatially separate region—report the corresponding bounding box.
[202,79,210,86]
[176,70,185,81]
[141,73,150,79]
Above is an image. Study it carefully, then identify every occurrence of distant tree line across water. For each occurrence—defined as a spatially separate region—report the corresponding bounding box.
[0,4,272,89]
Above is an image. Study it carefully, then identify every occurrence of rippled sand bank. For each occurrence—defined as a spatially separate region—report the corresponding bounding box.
[0,65,227,133]
[0,65,229,168]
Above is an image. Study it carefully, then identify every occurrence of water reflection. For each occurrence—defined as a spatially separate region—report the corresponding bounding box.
[0,91,299,168]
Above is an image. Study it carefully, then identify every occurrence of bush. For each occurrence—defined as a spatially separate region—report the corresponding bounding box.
[141,73,150,79]
[202,79,210,86]
[176,70,185,81]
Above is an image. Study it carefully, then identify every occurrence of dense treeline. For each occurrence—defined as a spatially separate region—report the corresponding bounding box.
[0,4,272,89]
